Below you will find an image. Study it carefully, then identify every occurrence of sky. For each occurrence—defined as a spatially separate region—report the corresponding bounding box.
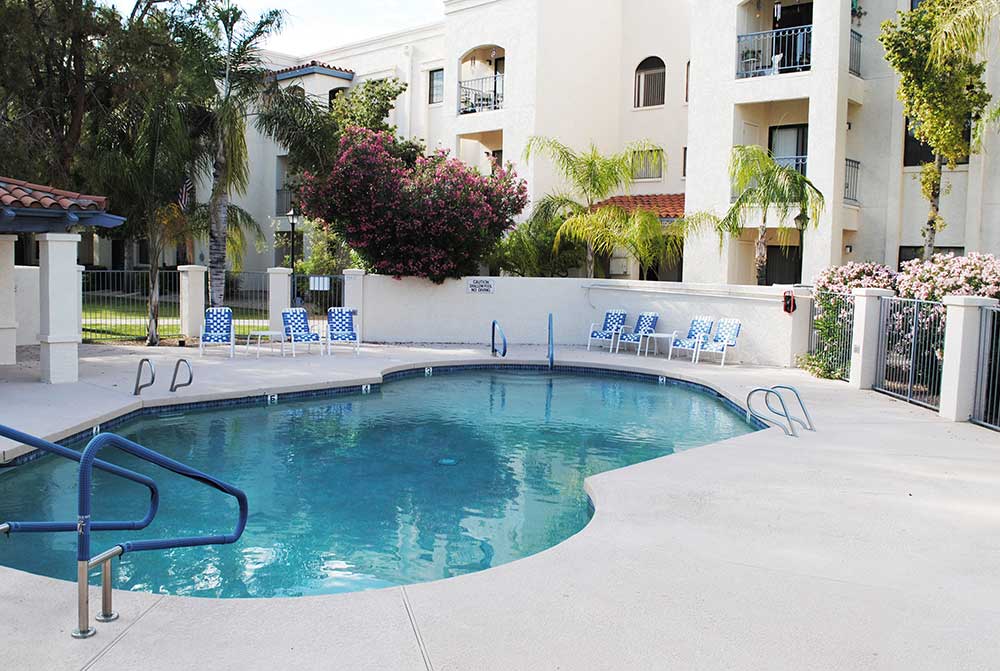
[109,1,444,57]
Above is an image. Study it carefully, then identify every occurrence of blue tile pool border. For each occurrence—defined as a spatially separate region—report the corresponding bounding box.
[1,362,764,468]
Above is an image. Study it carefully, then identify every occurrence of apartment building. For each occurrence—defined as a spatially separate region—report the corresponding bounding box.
[73,0,997,285]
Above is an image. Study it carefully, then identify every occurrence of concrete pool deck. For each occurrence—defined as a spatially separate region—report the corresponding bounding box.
[1,343,998,670]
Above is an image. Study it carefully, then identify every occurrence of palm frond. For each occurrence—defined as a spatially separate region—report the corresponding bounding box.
[188,202,265,270]
[930,0,998,64]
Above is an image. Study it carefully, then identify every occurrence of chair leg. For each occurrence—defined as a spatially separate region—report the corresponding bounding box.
[587,335,592,351]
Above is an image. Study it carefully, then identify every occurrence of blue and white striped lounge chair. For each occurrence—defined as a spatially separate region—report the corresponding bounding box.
[668,316,714,362]
[697,318,742,366]
[199,307,235,358]
[615,311,659,355]
[588,310,627,352]
[282,307,323,357]
[326,307,359,355]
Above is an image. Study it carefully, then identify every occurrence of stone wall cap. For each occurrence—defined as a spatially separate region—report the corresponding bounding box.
[35,232,82,242]
[851,288,896,297]
[267,267,293,275]
[177,265,207,272]
[942,295,999,307]
[343,268,366,276]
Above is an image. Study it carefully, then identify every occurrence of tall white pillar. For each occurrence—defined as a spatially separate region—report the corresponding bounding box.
[38,233,82,384]
[343,269,365,342]
[179,265,207,343]
[267,267,291,333]
[848,288,894,390]
[0,235,17,365]
[939,295,998,421]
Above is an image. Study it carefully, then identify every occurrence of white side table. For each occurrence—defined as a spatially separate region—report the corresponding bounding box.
[640,331,678,358]
[246,330,286,358]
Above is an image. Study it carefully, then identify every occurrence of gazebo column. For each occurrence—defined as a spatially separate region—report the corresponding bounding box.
[38,233,82,383]
[0,235,17,365]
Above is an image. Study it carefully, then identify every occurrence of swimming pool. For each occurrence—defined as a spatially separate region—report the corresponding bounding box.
[0,369,755,598]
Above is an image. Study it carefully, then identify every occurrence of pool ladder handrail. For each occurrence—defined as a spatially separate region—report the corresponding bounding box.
[72,430,248,639]
[746,385,816,437]
[133,358,155,396]
[170,358,193,392]
[491,320,508,358]
[547,313,554,370]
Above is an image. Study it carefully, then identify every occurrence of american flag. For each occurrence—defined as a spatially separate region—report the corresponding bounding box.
[177,177,195,212]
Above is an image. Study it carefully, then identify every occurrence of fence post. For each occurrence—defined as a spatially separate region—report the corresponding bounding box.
[76,265,84,343]
[37,233,82,384]
[179,265,207,345]
[0,235,17,365]
[848,288,894,390]
[267,267,292,333]
[939,295,999,422]
[343,269,365,343]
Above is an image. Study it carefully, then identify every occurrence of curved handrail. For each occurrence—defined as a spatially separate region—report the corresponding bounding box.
[77,431,248,562]
[170,359,194,393]
[133,358,155,396]
[746,388,797,437]
[0,423,159,534]
[770,385,816,432]
[491,320,508,358]
[547,313,554,370]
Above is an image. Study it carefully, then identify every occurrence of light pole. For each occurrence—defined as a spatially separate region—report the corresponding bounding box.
[795,210,809,284]
[287,208,298,303]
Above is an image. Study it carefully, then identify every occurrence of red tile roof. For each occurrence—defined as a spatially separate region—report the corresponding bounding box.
[272,60,355,77]
[0,177,109,211]
[594,194,685,219]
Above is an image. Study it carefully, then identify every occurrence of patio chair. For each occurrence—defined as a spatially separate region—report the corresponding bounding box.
[615,311,659,355]
[587,309,628,352]
[199,307,235,358]
[282,307,323,357]
[697,318,742,366]
[668,316,714,362]
[326,307,360,355]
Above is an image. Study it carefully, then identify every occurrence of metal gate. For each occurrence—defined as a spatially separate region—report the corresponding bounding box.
[82,270,180,342]
[874,297,946,410]
[973,306,1000,431]
[808,291,854,381]
[294,275,345,330]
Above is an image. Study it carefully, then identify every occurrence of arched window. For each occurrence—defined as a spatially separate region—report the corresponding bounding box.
[634,57,666,108]
[328,87,348,109]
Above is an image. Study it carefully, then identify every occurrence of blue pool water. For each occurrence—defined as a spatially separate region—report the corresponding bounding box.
[0,370,754,598]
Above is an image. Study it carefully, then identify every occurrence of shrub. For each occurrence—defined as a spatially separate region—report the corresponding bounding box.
[897,252,1000,302]
[813,261,897,295]
[300,127,528,283]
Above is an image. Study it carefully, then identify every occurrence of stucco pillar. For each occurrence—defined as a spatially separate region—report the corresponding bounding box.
[848,288,894,390]
[179,265,207,343]
[938,295,998,421]
[0,235,17,365]
[267,267,291,333]
[343,269,365,343]
[38,233,82,383]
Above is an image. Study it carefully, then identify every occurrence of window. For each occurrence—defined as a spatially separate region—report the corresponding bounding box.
[428,69,444,104]
[634,57,666,108]
[903,118,970,167]
[632,149,663,180]
[328,87,347,109]
[685,61,690,103]
[768,124,809,174]
[682,147,687,177]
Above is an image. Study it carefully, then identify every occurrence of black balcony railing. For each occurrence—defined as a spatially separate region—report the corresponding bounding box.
[736,25,812,78]
[275,188,293,217]
[459,74,504,114]
[774,155,808,175]
[849,30,862,77]
[844,158,861,204]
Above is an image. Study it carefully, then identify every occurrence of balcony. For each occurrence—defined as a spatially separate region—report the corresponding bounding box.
[849,30,862,77]
[275,188,292,217]
[844,158,860,204]
[459,74,504,114]
[774,155,808,175]
[736,25,812,79]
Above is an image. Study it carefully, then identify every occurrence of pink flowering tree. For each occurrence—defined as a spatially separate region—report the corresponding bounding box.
[300,127,528,283]
[813,261,898,295]
[897,252,1000,302]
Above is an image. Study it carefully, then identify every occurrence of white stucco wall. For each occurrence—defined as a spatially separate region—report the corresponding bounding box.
[356,273,811,367]
[14,266,39,346]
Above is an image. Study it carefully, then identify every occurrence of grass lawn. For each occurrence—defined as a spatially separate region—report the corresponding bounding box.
[82,298,268,341]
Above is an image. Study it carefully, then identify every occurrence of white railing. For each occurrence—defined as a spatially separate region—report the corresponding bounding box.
[459,74,504,114]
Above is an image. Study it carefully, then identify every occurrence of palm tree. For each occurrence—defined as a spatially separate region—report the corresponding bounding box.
[705,145,824,286]
[524,137,679,278]
[184,1,284,306]
[930,0,998,63]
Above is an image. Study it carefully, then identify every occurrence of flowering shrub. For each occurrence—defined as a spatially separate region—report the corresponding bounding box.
[299,127,528,283]
[897,252,1000,302]
[813,261,897,295]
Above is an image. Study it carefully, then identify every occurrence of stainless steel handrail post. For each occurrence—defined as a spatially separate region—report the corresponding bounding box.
[93,546,123,623]
[133,358,155,396]
[770,385,816,431]
[72,560,95,639]
[170,359,194,392]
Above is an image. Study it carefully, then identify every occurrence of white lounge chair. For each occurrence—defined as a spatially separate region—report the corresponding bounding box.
[669,316,714,362]
[697,318,742,366]
[199,307,235,358]
[326,307,359,355]
[615,311,659,355]
[588,310,627,352]
[282,307,323,357]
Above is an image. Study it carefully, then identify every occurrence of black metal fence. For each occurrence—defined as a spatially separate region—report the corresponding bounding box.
[82,270,180,342]
[205,271,270,338]
[874,297,946,410]
[293,275,345,331]
[973,306,1000,431]
[808,291,855,381]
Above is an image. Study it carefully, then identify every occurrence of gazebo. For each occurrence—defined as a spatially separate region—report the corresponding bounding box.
[0,177,125,383]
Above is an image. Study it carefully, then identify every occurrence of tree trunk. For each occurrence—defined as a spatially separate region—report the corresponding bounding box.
[922,155,943,260]
[146,259,160,346]
[209,145,229,307]
[755,214,769,286]
[585,243,595,278]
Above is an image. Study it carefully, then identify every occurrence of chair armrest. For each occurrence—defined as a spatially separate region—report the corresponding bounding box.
[589,322,601,331]
[619,325,634,334]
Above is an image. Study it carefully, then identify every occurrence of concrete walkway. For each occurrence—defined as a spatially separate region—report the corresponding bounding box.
[1,344,998,670]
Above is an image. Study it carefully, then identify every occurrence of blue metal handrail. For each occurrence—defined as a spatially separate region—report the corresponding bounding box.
[0,424,159,535]
[491,320,508,358]
[547,313,554,370]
